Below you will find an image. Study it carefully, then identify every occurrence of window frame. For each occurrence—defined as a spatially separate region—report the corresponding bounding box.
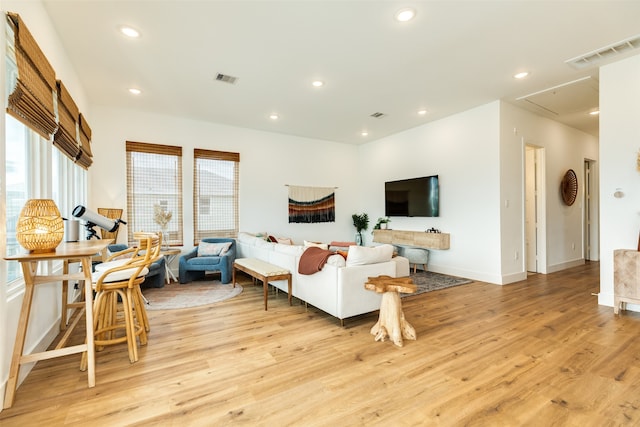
[125,141,183,246]
[193,149,239,244]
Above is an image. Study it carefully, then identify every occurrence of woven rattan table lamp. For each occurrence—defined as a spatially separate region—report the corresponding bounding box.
[16,199,64,253]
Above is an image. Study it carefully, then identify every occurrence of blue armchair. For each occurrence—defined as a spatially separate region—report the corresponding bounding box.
[179,238,236,284]
[106,243,166,288]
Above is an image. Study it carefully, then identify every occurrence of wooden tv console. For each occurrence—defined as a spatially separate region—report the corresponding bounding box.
[372,229,450,250]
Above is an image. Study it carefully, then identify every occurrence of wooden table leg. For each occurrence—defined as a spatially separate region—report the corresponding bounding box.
[61,259,69,331]
[80,257,96,387]
[4,262,37,409]
[262,274,268,311]
[232,266,237,288]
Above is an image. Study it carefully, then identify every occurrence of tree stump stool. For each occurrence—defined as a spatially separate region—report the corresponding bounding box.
[364,275,417,347]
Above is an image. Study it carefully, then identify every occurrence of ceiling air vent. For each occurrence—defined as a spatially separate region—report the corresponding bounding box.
[215,73,238,84]
[566,34,640,69]
[370,112,386,118]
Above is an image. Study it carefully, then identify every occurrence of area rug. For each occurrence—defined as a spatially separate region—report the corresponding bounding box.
[402,270,473,297]
[142,281,243,310]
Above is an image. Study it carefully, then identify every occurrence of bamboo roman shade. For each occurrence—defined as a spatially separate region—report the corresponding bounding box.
[6,12,57,139]
[126,141,183,246]
[77,113,93,168]
[193,149,240,243]
[54,80,80,161]
[5,12,94,169]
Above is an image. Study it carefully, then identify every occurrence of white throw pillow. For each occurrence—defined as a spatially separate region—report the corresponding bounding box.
[198,241,232,257]
[346,244,394,266]
[326,254,346,267]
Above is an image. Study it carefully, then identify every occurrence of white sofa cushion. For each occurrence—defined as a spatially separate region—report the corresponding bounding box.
[255,239,275,250]
[346,244,394,266]
[237,232,265,246]
[274,243,305,256]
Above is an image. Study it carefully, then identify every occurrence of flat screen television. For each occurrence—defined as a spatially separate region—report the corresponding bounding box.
[385,175,439,217]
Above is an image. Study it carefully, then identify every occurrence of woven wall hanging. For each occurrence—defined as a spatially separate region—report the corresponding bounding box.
[561,169,578,206]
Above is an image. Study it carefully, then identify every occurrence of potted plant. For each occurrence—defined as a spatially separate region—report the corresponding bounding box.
[373,216,391,231]
[352,213,369,246]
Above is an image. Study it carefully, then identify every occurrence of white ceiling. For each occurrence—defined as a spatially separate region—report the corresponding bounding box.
[40,1,640,144]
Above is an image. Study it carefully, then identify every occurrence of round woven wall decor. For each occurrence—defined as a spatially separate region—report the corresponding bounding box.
[561,169,578,206]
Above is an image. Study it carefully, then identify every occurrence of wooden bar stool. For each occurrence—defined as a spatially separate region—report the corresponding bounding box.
[81,233,161,369]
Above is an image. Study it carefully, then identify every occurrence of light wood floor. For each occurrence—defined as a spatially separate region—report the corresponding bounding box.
[2,262,640,426]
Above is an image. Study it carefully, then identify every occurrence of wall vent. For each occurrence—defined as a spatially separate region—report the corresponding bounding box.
[215,73,238,84]
[566,34,640,69]
[370,112,386,118]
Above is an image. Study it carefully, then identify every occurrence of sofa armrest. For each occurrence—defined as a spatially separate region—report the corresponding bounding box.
[220,245,236,269]
[181,246,199,262]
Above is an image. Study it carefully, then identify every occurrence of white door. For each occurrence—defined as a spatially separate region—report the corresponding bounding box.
[525,147,538,272]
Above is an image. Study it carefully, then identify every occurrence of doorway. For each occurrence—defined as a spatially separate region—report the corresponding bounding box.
[583,159,597,261]
[525,145,546,273]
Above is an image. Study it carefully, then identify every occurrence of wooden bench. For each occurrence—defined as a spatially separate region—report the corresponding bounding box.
[233,258,292,310]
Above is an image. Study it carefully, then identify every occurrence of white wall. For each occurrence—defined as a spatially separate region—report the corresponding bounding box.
[598,54,640,309]
[90,106,362,247]
[500,102,599,281]
[358,102,504,283]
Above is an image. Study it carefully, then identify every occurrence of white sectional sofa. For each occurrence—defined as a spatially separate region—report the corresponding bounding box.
[235,232,410,323]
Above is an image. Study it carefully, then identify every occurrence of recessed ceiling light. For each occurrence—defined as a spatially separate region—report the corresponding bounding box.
[312,80,324,87]
[119,26,140,38]
[269,113,279,120]
[589,110,600,116]
[514,71,530,79]
[128,88,142,95]
[361,131,369,137]
[395,8,416,22]
[418,109,428,115]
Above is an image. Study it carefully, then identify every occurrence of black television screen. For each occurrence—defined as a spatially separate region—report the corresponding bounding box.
[385,175,439,217]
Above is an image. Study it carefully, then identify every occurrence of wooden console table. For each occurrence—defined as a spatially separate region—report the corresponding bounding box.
[373,229,450,250]
[3,239,112,409]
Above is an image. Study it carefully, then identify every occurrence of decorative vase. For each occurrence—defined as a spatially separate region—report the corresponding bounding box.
[355,232,363,246]
[381,223,388,230]
[160,227,169,250]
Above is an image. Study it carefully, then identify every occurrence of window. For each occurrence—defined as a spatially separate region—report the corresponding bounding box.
[199,196,210,216]
[126,141,183,246]
[193,149,239,243]
[4,114,86,288]
[3,13,89,291]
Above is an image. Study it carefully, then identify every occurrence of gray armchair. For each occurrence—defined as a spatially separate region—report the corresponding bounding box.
[178,238,236,284]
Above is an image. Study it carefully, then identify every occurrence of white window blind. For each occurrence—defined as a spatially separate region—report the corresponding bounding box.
[126,141,183,246]
[193,149,239,244]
